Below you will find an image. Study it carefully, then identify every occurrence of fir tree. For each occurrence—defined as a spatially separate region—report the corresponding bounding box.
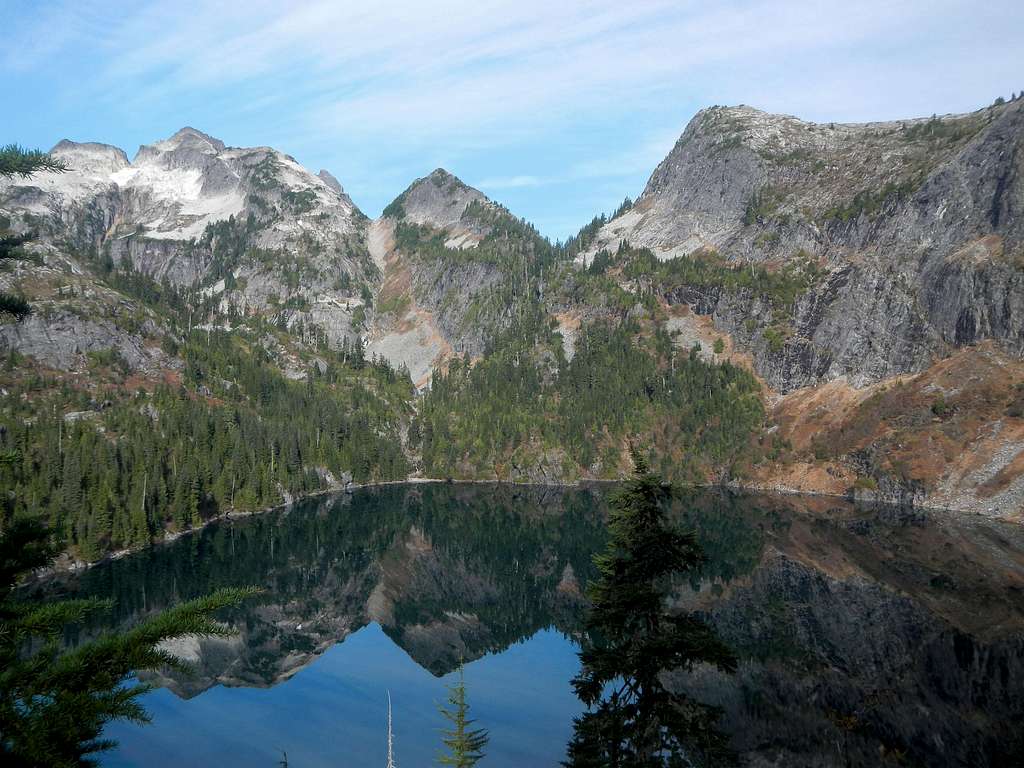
[0,145,68,319]
[564,449,737,767]
[0,518,259,766]
[437,666,489,767]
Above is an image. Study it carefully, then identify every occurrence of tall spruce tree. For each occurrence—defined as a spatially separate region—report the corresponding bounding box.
[0,145,68,319]
[437,666,489,767]
[0,502,258,766]
[564,450,737,767]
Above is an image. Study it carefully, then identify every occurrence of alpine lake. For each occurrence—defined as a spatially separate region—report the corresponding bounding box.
[31,483,1024,767]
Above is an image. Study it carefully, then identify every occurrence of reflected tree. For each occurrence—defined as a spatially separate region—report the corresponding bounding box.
[565,452,737,767]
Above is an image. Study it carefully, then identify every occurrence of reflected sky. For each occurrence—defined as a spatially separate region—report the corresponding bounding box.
[102,624,583,767]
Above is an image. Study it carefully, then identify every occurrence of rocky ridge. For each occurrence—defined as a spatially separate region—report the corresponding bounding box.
[582,100,1024,394]
[1,127,375,354]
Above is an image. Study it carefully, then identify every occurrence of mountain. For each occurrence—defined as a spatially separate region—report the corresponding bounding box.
[567,98,1024,512]
[2,127,373,353]
[365,168,555,387]
[582,101,1024,391]
[1,96,1022,564]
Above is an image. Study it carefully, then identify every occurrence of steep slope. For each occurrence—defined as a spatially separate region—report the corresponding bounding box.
[2,96,1023,533]
[583,99,1024,392]
[567,97,1024,512]
[366,169,555,387]
[0,132,413,560]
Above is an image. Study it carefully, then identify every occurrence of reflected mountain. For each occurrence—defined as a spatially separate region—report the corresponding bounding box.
[37,484,1024,767]
[46,483,608,693]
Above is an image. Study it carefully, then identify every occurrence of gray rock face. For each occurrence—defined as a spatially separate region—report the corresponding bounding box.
[0,307,171,373]
[4,101,1021,399]
[317,169,344,195]
[586,100,1024,391]
[50,140,130,175]
[0,127,375,350]
[367,170,516,378]
[392,168,490,233]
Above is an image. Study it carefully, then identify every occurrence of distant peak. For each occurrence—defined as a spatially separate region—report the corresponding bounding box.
[47,140,130,172]
[50,139,128,156]
[416,168,471,193]
[386,168,488,229]
[318,169,344,195]
[159,127,226,153]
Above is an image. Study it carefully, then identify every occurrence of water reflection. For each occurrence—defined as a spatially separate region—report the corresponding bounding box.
[35,484,1024,767]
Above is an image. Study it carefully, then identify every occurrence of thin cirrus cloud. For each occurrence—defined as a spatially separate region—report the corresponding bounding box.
[475,176,548,191]
[2,0,1020,238]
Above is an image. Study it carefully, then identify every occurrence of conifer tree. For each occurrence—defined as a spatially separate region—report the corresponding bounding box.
[564,449,737,767]
[437,666,489,767]
[0,145,68,319]
[0,518,258,766]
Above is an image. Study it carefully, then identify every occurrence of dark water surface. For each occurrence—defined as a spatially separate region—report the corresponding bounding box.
[38,483,1024,767]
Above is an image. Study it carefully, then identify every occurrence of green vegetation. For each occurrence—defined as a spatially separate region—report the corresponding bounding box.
[376,291,411,318]
[0,326,410,560]
[822,178,920,223]
[0,517,258,766]
[622,245,822,319]
[902,114,984,144]
[586,248,614,275]
[249,155,281,191]
[931,395,951,418]
[763,325,789,352]
[0,144,69,178]
[381,194,407,220]
[565,454,737,766]
[437,667,489,767]
[419,314,764,483]
[559,197,632,262]
[743,185,787,225]
[393,201,561,340]
[0,146,68,319]
[282,188,317,214]
[853,475,878,491]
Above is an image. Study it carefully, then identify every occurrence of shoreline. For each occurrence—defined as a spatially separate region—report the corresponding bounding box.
[29,473,993,582]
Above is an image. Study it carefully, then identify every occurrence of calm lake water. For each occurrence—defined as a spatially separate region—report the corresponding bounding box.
[37,483,1024,767]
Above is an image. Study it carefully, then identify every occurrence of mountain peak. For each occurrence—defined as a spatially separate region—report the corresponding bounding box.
[47,140,130,175]
[132,127,226,166]
[384,168,487,229]
[426,167,459,183]
[163,127,226,152]
[317,169,344,195]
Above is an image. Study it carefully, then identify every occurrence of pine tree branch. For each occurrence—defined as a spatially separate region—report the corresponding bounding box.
[0,144,69,178]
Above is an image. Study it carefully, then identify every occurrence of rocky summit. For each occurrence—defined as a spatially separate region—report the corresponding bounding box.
[1,95,1023,563]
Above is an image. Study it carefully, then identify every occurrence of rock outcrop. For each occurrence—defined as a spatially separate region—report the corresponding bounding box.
[0,127,374,349]
[583,100,1024,393]
[365,170,521,384]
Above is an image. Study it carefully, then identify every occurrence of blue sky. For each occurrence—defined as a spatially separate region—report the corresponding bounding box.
[2,1,1020,240]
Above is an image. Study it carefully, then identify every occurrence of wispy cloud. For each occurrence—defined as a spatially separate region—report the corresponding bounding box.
[475,175,548,190]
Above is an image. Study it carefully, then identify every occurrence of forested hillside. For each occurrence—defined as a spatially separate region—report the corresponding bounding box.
[0,267,410,560]
[2,94,1023,564]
